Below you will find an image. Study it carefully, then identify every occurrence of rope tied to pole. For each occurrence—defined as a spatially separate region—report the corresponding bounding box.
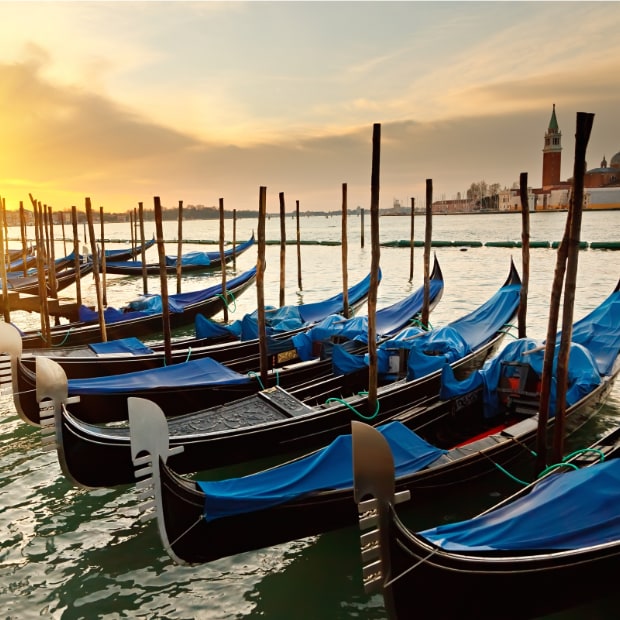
[216,290,237,313]
[37,328,74,347]
[410,317,432,331]
[325,391,380,420]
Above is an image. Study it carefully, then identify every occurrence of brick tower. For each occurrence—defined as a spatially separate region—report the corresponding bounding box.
[542,104,562,188]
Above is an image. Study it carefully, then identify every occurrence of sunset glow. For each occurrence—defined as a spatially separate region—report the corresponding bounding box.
[1,1,619,213]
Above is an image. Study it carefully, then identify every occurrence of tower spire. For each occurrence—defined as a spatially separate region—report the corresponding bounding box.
[542,104,562,188]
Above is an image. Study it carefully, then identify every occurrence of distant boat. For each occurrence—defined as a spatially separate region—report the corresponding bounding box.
[8,265,258,349]
[65,235,156,263]
[103,235,254,276]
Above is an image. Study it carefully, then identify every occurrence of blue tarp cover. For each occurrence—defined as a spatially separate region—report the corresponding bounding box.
[88,337,155,356]
[439,286,620,418]
[78,305,150,323]
[297,268,379,324]
[166,251,211,267]
[567,287,620,376]
[194,313,242,339]
[440,339,602,418]
[197,421,446,521]
[79,266,257,322]
[421,458,620,551]
[194,270,376,342]
[328,279,521,377]
[103,255,208,269]
[411,281,521,358]
[292,275,444,362]
[67,357,250,394]
[107,235,255,269]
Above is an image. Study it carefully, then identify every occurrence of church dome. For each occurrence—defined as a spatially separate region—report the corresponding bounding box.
[610,151,620,169]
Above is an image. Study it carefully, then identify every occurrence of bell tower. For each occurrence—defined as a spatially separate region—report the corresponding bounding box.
[542,104,562,188]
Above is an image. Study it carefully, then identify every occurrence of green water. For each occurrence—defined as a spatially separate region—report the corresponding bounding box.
[1,211,619,618]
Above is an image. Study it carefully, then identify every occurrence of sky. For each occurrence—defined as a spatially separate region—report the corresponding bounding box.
[1,1,620,214]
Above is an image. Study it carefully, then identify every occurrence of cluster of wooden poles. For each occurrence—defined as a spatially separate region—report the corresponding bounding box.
[0,195,88,332]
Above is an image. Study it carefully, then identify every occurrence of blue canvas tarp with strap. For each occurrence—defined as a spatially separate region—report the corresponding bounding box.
[67,357,251,394]
[421,458,620,551]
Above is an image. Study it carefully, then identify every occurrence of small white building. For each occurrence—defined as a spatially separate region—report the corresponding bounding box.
[497,186,536,212]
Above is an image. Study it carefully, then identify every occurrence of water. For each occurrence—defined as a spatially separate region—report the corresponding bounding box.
[1,211,619,619]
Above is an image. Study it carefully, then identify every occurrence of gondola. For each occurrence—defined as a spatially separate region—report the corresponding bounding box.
[103,235,255,275]
[5,249,37,273]
[0,266,384,418]
[3,263,384,378]
[10,265,258,349]
[11,265,440,425]
[33,260,521,488]
[5,246,33,263]
[2,237,155,295]
[1,260,94,296]
[352,391,620,619]
[113,278,619,565]
[78,235,156,263]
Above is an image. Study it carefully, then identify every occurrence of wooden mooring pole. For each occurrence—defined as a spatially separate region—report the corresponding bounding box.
[176,200,183,294]
[99,207,107,307]
[518,172,530,338]
[154,196,172,365]
[552,112,594,463]
[219,198,228,323]
[85,197,107,342]
[279,192,286,308]
[367,124,381,415]
[19,202,28,277]
[422,179,433,329]
[360,208,365,248]
[232,209,237,269]
[341,183,349,318]
[409,197,415,283]
[296,200,302,292]
[71,206,82,308]
[138,202,148,294]
[30,196,50,342]
[257,187,268,387]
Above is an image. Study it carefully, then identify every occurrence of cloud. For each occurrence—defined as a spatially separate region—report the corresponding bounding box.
[1,2,619,214]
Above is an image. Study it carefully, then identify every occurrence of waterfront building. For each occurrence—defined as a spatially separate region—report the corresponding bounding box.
[534,105,620,210]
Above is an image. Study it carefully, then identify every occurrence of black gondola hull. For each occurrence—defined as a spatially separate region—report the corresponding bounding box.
[55,339,501,488]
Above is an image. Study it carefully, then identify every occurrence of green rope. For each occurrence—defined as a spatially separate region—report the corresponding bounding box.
[38,328,74,347]
[561,447,606,462]
[494,445,607,487]
[491,461,531,487]
[497,329,518,339]
[325,391,380,421]
[217,290,237,313]
[497,323,518,339]
[247,370,265,390]
[185,347,192,362]
[537,462,579,477]
[410,317,432,331]
[537,448,606,479]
